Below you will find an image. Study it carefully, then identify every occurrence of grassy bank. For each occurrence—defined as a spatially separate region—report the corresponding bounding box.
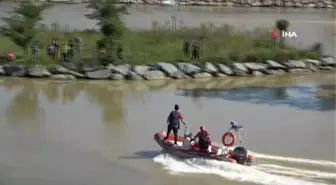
[0,21,320,66]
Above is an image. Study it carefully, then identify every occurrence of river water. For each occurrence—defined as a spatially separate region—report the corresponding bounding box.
[0,2,336,185]
[0,72,335,185]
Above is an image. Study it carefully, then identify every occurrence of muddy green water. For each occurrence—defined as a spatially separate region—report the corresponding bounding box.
[0,72,335,185]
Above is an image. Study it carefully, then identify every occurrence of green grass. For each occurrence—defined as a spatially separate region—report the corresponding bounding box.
[0,21,320,66]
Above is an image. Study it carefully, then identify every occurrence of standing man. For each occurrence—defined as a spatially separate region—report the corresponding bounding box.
[75,36,83,56]
[183,40,190,57]
[31,41,39,63]
[164,104,186,145]
[61,43,70,62]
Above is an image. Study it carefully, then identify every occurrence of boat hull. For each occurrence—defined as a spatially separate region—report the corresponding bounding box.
[154,130,255,165]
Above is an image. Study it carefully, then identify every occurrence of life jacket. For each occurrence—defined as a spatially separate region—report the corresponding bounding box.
[168,110,180,128]
[198,130,209,149]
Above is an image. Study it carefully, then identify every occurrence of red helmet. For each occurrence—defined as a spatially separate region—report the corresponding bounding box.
[200,125,205,130]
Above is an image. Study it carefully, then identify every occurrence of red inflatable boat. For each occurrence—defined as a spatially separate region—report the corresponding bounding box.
[154,126,256,165]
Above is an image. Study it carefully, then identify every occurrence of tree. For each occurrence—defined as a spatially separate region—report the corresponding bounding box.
[275,19,290,47]
[0,1,50,59]
[85,0,128,64]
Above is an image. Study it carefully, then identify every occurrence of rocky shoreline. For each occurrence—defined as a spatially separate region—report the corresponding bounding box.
[0,56,335,81]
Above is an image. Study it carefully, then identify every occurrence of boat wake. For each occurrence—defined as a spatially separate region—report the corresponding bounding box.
[153,151,336,185]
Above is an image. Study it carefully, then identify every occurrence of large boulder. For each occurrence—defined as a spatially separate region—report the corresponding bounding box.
[78,63,104,73]
[319,66,335,71]
[232,69,248,76]
[268,69,286,75]
[126,71,143,80]
[282,60,306,69]
[243,62,268,74]
[0,65,5,76]
[143,70,166,80]
[3,64,27,77]
[117,64,132,75]
[216,64,233,75]
[48,64,84,78]
[203,62,218,75]
[265,60,287,70]
[85,69,112,79]
[288,69,311,73]
[133,65,149,76]
[232,63,248,76]
[26,64,51,78]
[303,59,321,66]
[321,56,336,67]
[51,74,76,80]
[175,63,201,76]
[252,71,264,76]
[306,63,318,72]
[232,63,248,73]
[217,73,227,77]
[61,62,78,72]
[110,73,125,80]
[193,72,213,78]
[171,72,189,79]
[153,62,185,78]
[106,64,131,76]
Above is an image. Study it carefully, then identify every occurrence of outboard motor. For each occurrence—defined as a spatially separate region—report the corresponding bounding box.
[232,146,248,165]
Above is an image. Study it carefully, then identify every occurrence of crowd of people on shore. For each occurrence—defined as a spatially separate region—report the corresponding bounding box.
[4,36,83,63]
[46,36,83,62]
[184,40,201,60]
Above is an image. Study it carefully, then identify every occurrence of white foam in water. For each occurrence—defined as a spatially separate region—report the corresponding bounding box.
[153,153,335,185]
[250,151,336,167]
[254,164,336,180]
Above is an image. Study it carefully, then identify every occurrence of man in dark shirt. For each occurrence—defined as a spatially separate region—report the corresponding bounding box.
[51,40,60,59]
[164,104,186,145]
[68,40,75,59]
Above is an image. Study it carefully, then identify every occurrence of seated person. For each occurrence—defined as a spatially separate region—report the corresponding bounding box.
[192,125,212,152]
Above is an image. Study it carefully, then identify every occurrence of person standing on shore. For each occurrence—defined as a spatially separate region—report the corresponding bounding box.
[183,40,191,57]
[52,40,60,59]
[31,41,39,63]
[117,45,123,61]
[68,40,75,60]
[191,41,198,60]
[61,44,70,62]
[195,44,200,60]
[47,44,56,59]
[74,36,83,56]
